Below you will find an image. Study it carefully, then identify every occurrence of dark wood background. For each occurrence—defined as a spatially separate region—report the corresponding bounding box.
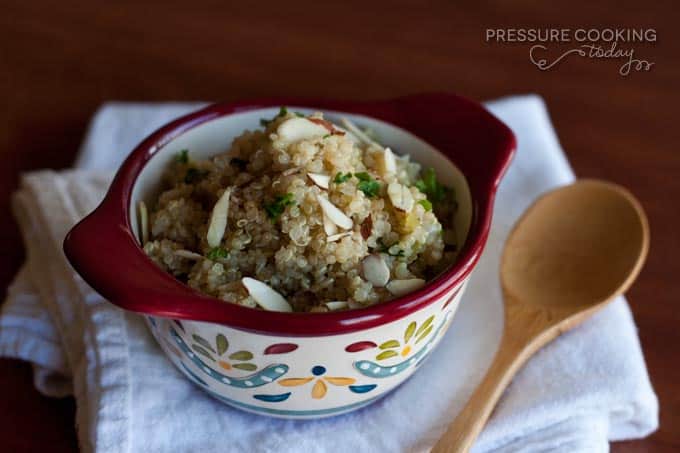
[1,1,678,451]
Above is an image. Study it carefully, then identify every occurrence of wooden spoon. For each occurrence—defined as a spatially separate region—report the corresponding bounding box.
[433,180,649,453]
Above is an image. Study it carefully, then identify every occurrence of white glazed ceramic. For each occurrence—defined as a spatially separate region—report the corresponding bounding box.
[65,96,515,419]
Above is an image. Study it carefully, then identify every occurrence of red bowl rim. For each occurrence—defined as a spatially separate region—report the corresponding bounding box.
[63,93,516,336]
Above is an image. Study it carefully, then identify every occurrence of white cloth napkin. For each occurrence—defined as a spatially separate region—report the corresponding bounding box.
[0,96,658,453]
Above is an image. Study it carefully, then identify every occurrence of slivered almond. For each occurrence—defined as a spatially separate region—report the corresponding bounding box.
[382,147,397,175]
[362,254,390,287]
[307,173,330,189]
[347,300,363,310]
[386,278,425,297]
[307,117,335,132]
[323,213,338,236]
[277,117,328,143]
[138,201,149,245]
[242,277,292,312]
[282,167,301,176]
[325,301,348,311]
[316,194,353,230]
[387,182,414,212]
[340,117,381,147]
[174,250,203,260]
[327,231,352,242]
[206,186,233,247]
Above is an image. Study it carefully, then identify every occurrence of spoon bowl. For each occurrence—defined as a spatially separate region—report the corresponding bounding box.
[502,179,648,313]
[433,180,649,452]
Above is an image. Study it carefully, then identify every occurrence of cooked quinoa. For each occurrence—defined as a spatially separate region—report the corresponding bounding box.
[142,108,458,312]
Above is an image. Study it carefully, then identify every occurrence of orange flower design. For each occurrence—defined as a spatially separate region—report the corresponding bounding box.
[278,366,355,399]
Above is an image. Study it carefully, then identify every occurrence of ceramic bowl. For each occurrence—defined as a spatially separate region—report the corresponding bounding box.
[64,94,515,418]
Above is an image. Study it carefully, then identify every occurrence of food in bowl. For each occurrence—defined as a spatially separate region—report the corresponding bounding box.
[64,95,515,419]
[142,108,458,313]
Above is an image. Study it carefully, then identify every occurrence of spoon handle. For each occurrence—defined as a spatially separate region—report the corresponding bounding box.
[432,318,546,453]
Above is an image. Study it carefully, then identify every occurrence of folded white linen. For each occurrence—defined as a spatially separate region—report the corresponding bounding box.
[0,96,658,452]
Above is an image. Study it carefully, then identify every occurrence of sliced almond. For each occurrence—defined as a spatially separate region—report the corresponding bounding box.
[242,277,292,312]
[362,254,390,287]
[387,182,414,212]
[174,250,203,260]
[277,117,329,143]
[386,278,426,297]
[340,117,381,148]
[307,172,330,189]
[325,301,348,311]
[347,300,363,310]
[138,201,149,245]
[316,194,353,230]
[307,117,335,132]
[282,167,302,176]
[323,213,338,236]
[382,147,397,175]
[206,186,233,248]
[327,231,352,243]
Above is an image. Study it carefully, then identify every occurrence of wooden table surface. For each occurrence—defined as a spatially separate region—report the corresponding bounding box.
[1,1,678,451]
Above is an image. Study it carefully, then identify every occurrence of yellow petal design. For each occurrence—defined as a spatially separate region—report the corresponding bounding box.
[279,377,314,387]
[324,377,356,386]
[401,345,412,357]
[312,379,327,399]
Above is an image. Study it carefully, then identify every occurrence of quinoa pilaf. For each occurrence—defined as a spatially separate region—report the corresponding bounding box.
[141,108,458,312]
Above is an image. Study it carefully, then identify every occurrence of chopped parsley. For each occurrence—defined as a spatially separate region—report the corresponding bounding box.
[376,238,405,257]
[334,172,352,184]
[207,247,229,260]
[264,193,296,221]
[418,199,433,211]
[230,157,248,170]
[355,172,381,198]
[175,149,189,164]
[415,168,449,203]
[323,134,331,139]
[294,111,305,117]
[260,106,289,127]
[184,167,208,184]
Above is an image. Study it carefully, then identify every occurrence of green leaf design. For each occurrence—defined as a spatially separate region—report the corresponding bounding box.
[376,350,398,361]
[415,315,435,338]
[415,325,434,344]
[379,340,400,350]
[216,334,229,356]
[229,350,254,361]
[192,334,216,353]
[404,321,417,344]
[191,344,215,362]
[232,363,257,371]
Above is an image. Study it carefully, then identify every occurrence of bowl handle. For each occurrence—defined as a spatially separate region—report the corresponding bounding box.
[383,93,517,196]
[63,177,200,318]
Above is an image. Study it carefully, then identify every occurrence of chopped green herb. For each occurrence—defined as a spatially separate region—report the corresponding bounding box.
[175,149,189,164]
[260,106,290,127]
[322,134,331,139]
[414,168,449,203]
[264,193,296,221]
[418,199,433,211]
[207,247,229,260]
[334,172,352,184]
[354,172,381,198]
[294,111,305,117]
[376,238,405,257]
[184,168,208,184]
[230,157,248,170]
